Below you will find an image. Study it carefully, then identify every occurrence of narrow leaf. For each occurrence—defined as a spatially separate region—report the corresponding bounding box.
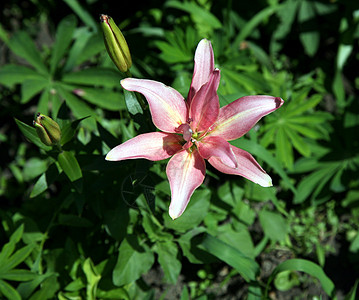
[198,233,259,282]
[57,151,82,182]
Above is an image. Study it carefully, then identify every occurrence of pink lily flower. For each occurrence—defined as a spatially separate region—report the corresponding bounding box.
[106,39,283,219]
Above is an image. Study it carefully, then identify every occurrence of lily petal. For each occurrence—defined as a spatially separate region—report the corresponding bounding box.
[208,145,273,187]
[106,132,183,161]
[187,39,215,106]
[121,78,187,133]
[190,69,220,133]
[167,149,206,219]
[210,96,284,141]
[197,136,237,169]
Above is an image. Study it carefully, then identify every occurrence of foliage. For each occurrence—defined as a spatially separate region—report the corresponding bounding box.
[0,0,358,299]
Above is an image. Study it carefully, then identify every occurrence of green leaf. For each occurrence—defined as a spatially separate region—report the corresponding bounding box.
[276,126,293,168]
[164,189,210,232]
[235,4,282,44]
[60,117,89,146]
[21,78,49,103]
[8,31,48,74]
[198,233,259,282]
[75,87,126,111]
[0,225,24,265]
[17,273,56,299]
[217,224,255,258]
[57,151,82,182]
[62,67,123,88]
[258,210,288,242]
[155,241,181,284]
[63,27,93,72]
[0,244,34,274]
[56,85,96,129]
[166,1,221,35]
[82,258,101,300]
[113,235,155,286]
[50,15,77,74]
[333,71,346,108]
[345,280,358,300]
[14,119,51,151]
[0,269,36,281]
[0,65,41,87]
[298,0,319,56]
[266,259,335,297]
[124,90,143,115]
[284,126,311,157]
[63,0,98,32]
[0,279,21,300]
[294,164,338,204]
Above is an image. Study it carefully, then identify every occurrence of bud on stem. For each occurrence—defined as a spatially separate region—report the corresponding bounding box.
[100,14,132,73]
[33,113,61,146]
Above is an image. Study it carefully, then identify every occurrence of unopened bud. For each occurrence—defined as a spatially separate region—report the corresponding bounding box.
[100,14,132,73]
[33,113,61,146]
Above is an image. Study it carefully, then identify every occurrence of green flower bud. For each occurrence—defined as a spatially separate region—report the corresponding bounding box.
[100,14,132,73]
[33,113,61,146]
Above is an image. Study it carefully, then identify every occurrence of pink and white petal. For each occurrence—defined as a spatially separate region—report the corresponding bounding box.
[121,78,187,133]
[209,96,284,141]
[187,39,215,106]
[197,136,237,169]
[167,149,206,219]
[190,69,220,133]
[105,132,182,161]
[208,145,273,187]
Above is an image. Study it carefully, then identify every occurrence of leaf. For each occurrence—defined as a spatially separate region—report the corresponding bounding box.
[8,31,48,74]
[164,189,211,232]
[82,258,101,300]
[155,241,181,284]
[21,78,49,103]
[63,0,98,32]
[63,27,93,72]
[50,15,77,74]
[62,67,123,88]
[17,273,57,299]
[113,235,155,286]
[294,164,339,204]
[60,117,89,146]
[0,269,37,281]
[56,84,96,129]
[0,279,21,300]
[124,89,143,115]
[266,259,335,297]
[198,233,259,282]
[14,119,51,151]
[75,87,126,111]
[0,244,34,274]
[0,65,41,87]
[166,1,221,35]
[258,210,288,242]
[298,0,319,56]
[284,126,311,157]
[235,4,282,44]
[57,151,82,182]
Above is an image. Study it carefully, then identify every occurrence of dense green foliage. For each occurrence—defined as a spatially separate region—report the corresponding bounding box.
[0,0,358,299]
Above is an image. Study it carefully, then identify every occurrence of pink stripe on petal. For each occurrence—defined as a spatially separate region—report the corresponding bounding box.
[190,69,220,133]
[197,136,237,169]
[187,39,215,106]
[210,96,284,141]
[105,132,182,161]
[121,78,187,133]
[167,149,206,219]
[208,145,273,187]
